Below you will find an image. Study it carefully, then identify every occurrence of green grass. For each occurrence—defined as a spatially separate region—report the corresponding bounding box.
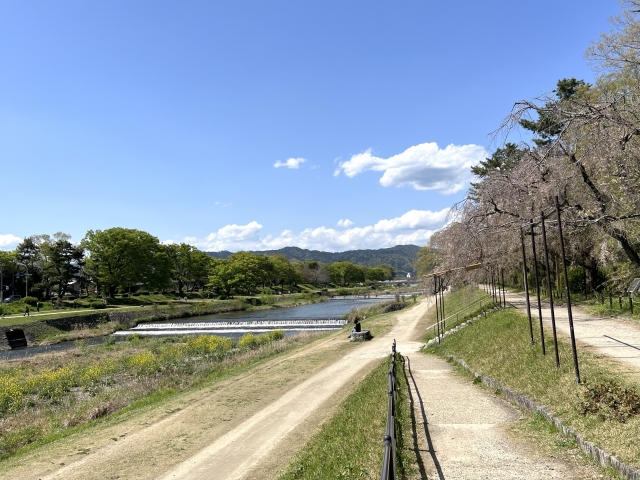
[277,354,417,480]
[0,330,303,459]
[426,305,640,470]
[423,285,492,341]
[508,413,622,479]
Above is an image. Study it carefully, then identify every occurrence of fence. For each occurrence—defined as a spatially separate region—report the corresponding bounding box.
[426,295,493,336]
[381,339,397,480]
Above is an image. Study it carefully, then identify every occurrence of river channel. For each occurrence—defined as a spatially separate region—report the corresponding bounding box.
[0,298,387,361]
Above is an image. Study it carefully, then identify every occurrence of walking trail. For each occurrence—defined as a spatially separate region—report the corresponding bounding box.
[502,289,640,371]
[0,297,594,479]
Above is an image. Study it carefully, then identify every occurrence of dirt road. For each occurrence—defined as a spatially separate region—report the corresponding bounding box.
[504,289,640,371]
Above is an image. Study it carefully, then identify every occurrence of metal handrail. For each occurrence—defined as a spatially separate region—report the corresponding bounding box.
[381,340,397,480]
[425,295,492,333]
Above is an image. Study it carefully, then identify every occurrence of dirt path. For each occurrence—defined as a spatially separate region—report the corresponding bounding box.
[404,353,600,479]
[503,289,640,371]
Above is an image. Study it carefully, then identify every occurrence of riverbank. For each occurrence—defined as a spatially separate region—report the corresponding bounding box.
[0,294,329,349]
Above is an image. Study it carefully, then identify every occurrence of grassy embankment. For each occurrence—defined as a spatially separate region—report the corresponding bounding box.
[421,285,492,341]
[277,353,417,480]
[425,287,640,476]
[0,330,301,459]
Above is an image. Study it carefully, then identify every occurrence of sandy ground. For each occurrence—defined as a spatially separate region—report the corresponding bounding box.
[503,289,640,371]
[0,296,599,480]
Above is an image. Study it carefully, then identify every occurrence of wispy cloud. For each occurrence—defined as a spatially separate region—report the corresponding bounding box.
[334,142,486,194]
[274,157,307,169]
[176,208,450,252]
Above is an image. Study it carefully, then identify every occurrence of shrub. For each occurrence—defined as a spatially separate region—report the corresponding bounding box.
[184,335,234,355]
[238,333,259,349]
[23,296,39,306]
[238,330,284,349]
[567,266,586,294]
[580,379,640,423]
[91,301,106,309]
[268,329,285,341]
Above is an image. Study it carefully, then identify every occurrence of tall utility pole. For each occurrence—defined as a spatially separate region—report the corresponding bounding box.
[0,264,3,303]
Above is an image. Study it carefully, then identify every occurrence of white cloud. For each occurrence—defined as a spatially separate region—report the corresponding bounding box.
[179,208,450,252]
[337,219,354,228]
[0,234,21,250]
[274,157,307,169]
[335,142,486,194]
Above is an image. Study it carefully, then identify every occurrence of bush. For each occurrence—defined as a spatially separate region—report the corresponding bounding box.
[580,379,640,423]
[567,266,586,294]
[23,296,39,306]
[91,302,106,310]
[238,330,284,350]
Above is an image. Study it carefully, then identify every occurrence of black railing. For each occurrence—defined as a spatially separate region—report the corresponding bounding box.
[381,339,397,480]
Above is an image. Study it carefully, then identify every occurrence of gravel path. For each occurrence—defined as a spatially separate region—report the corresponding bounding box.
[503,289,640,371]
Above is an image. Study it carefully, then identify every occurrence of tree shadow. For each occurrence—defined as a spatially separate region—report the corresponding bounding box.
[402,356,445,480]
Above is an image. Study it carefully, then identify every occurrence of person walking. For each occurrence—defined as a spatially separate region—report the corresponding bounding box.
[24,305,29,317]
[36,301,40,313]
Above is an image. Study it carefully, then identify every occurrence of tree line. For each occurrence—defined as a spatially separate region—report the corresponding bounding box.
[427,2,640,296]
[0,228,396,301]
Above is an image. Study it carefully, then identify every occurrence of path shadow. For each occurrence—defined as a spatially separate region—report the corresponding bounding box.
[402,356,445,480]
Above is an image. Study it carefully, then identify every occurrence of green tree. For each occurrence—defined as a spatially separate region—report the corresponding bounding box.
[83,228,171,297]
[414,246,439,277]
[365,267,387,281]
[327,261,363,286]
[167,244,212,294]
[0,250,16,300]
[377,264,396,280]
[40,233,85,302]
[269,254,301,289]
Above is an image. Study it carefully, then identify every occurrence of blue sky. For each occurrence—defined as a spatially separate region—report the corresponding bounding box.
[0,0,620,252]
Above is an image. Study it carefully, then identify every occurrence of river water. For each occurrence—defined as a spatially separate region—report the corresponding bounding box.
[0,298,387,360]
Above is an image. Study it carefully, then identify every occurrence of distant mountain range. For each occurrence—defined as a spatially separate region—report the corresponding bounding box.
[206,245,422,275]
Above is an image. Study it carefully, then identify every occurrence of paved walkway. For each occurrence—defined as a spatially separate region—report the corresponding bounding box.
[503,289,640,371]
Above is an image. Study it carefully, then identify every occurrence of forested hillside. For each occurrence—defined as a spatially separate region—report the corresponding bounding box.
[207,245,421,275]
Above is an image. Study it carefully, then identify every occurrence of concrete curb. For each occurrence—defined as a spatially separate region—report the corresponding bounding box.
[446,353,640,480]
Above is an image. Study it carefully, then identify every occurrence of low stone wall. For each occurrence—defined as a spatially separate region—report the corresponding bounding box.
[44,312,110,330]
[350,330,372,342]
